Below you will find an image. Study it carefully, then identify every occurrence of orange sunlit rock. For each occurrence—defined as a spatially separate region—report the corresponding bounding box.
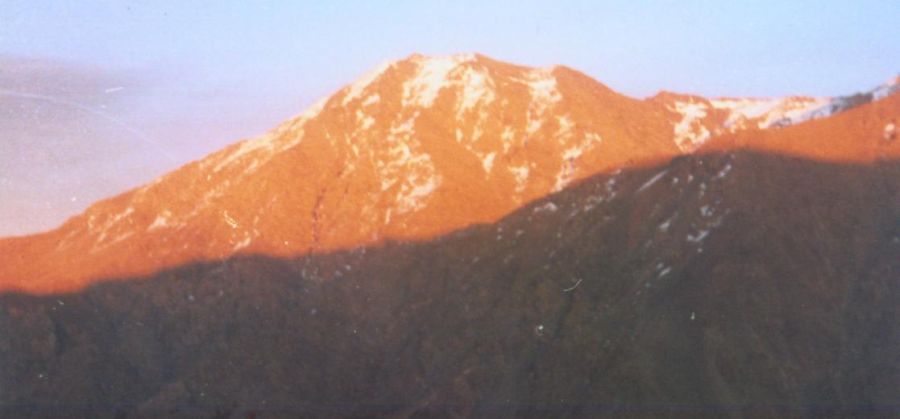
[0,53,897,294]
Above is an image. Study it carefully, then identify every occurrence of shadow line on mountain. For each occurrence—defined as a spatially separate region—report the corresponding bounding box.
[4,148,899,297]
[1,150,898,417]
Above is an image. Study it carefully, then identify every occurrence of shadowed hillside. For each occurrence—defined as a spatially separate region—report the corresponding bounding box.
[2,151,897,418]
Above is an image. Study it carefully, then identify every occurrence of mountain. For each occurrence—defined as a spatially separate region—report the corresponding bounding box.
[2,53,684,293]
[3,54,895,295]
[1,92,898,417]
[1,52,899,416]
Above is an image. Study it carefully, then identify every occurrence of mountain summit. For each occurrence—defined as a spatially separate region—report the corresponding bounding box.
[2,54,680,292]
[0,54,896,293]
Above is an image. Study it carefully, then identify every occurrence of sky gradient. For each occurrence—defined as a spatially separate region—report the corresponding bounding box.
[1,0,898,236]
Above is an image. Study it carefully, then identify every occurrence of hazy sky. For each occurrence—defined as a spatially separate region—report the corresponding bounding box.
[1,0,898,236]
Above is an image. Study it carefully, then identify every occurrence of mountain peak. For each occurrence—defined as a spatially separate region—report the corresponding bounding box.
[0,53,681,293]
[2,54,897,294]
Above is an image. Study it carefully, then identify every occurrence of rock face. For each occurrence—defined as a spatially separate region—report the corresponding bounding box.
[0,53,899,417]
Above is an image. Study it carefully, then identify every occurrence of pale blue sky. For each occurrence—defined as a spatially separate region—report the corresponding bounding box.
[1,0,898,235]
[4,1,898,97]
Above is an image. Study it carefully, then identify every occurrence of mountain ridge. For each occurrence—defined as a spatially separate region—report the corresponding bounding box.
[1,53,897,294]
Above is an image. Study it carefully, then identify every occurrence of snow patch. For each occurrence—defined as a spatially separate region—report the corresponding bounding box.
[526,68,562,105]
[233,236,252,251]
[210,96,325,174]
[553,156,576,192]
[471,119,486,142]
[509,165,530,195]
[378,113,441,214]
[582,194,604,212]
[710,97,830,129]
[501,126,515,153]
[534,202,558,213]
[873,75,900,100]
[636,169,669,193]
[213,138,271,173]
[397,154,441,214]
[658,218,672,232]
[457,65,496,114]
[523,68,562,135]
[112,206,135,224]
[297,96,328,122]
[356,109,376,130]
[342,61,391,106]
[361,94,380,107]
[556,115,575,137]
[669,100,711,152]
[481,152,496,174]
[562,146,584,161]
[403,54,474,108]
[147,210,173,231]
[104,231,134,247]
[716,163,733,179]
[391,116,416,136]
[222,211,239,229]
[687,230,709,243]
[90,206,135,244]
[584,132,603,145]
